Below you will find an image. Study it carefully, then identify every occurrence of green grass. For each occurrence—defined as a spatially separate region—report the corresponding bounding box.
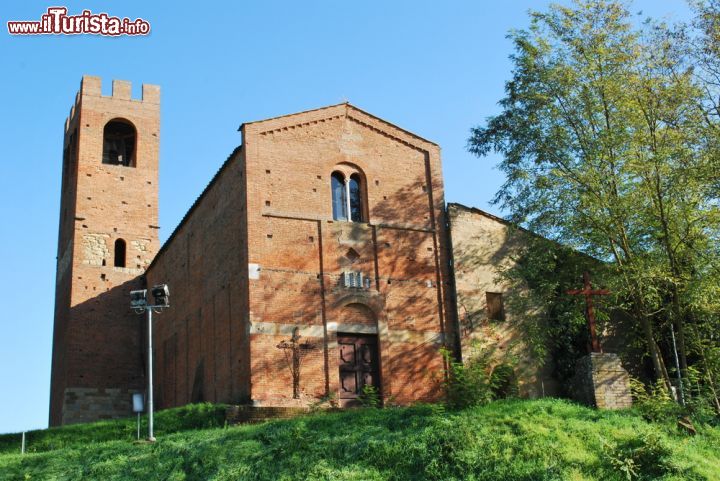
[0,403,227,455]
[0,399,718,480]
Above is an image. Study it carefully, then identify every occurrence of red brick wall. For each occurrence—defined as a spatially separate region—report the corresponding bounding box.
[242,104,452,406]
[145,146,250,408]
[50,76,160,425]
[56,99,456,420]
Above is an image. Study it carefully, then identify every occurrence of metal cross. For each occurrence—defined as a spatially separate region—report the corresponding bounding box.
[276,327,318,399]
[566,271,610,353]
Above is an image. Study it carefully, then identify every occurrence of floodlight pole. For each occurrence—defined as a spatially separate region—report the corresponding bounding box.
[147,307,155,442]
[131,285,169,443]
[141,303,168,442]
[142,304,167,442]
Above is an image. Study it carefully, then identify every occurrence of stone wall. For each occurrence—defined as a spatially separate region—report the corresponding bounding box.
[572,353,632,409]
[61,387,143,425]
[447,203,557,397]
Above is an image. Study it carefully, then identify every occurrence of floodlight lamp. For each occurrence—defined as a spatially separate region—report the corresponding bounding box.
[151,284,170,307]
[130,289,147,308]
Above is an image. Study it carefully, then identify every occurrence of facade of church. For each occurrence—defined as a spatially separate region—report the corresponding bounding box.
[50,77,550,426]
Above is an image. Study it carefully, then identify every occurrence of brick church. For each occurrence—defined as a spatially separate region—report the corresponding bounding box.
[50,76,554,425]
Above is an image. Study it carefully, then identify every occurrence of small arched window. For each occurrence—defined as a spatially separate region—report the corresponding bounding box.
[331,172,347,221]
[114,239,126,268]
[349,174,363,222]
[103,119,136,167]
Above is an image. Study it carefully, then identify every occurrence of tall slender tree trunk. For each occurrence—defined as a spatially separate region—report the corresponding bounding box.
[611,243,672,393]
[670,287,689,374]
[650,157,690,377]
[653,339,673,395]
[634,301,672,392]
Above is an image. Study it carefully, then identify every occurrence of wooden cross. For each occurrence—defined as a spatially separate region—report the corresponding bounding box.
[276,327,318,399]
[566,271,610,353]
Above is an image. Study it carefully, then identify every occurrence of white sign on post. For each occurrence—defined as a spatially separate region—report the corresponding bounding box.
[132,393,145,413]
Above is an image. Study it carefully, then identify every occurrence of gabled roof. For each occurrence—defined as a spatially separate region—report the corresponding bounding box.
[448,202,513,227]
[448,202,552,241]
[147,104,438,273]
[239,102,438,151]
[448,202,599,261]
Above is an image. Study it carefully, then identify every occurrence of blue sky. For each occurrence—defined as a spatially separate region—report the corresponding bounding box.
[0,1,691,433]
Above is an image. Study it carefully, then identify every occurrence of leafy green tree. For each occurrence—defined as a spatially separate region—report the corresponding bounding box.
[469,0,720,410]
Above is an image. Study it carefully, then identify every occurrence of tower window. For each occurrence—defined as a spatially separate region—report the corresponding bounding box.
[114,239,127,268]
[486,292,505,321]
[102,119,136,167]
[331,172,347,221]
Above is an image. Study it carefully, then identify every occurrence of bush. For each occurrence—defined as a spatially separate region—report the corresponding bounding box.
[490,362,519,399]
[631,375,720,427]
[682,366,720,426]
[601,433,683,480]
[440,348,517,409]
[359,385,381,408]
[630,378,683,424]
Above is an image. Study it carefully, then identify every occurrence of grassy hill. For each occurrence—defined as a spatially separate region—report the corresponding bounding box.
[0,399,718,480]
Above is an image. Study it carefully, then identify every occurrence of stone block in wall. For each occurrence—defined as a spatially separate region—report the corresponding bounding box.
[571,352,632,410]
[61,387,142,425]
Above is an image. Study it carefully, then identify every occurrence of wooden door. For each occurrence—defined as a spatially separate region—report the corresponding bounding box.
[338,334,380,407]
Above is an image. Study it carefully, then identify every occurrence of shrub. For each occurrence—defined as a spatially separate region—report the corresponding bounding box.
[630,378,683,424]
[682,366,720,426]
[359,385,381,408]
[490,362,519,399]
[601,432,682,480]
[440,348,516,409]
[631,375,720,427]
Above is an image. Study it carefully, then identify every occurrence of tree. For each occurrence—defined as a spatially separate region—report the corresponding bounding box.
[469,0,720,408]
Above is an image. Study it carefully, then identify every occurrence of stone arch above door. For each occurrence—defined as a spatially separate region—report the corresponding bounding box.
[341,303,375,326]
[329,294,384,334]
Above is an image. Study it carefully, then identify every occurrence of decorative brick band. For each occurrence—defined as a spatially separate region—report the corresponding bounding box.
[248,320,443,345]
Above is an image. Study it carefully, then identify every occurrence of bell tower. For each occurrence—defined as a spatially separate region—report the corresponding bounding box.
[49,76,160,426]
